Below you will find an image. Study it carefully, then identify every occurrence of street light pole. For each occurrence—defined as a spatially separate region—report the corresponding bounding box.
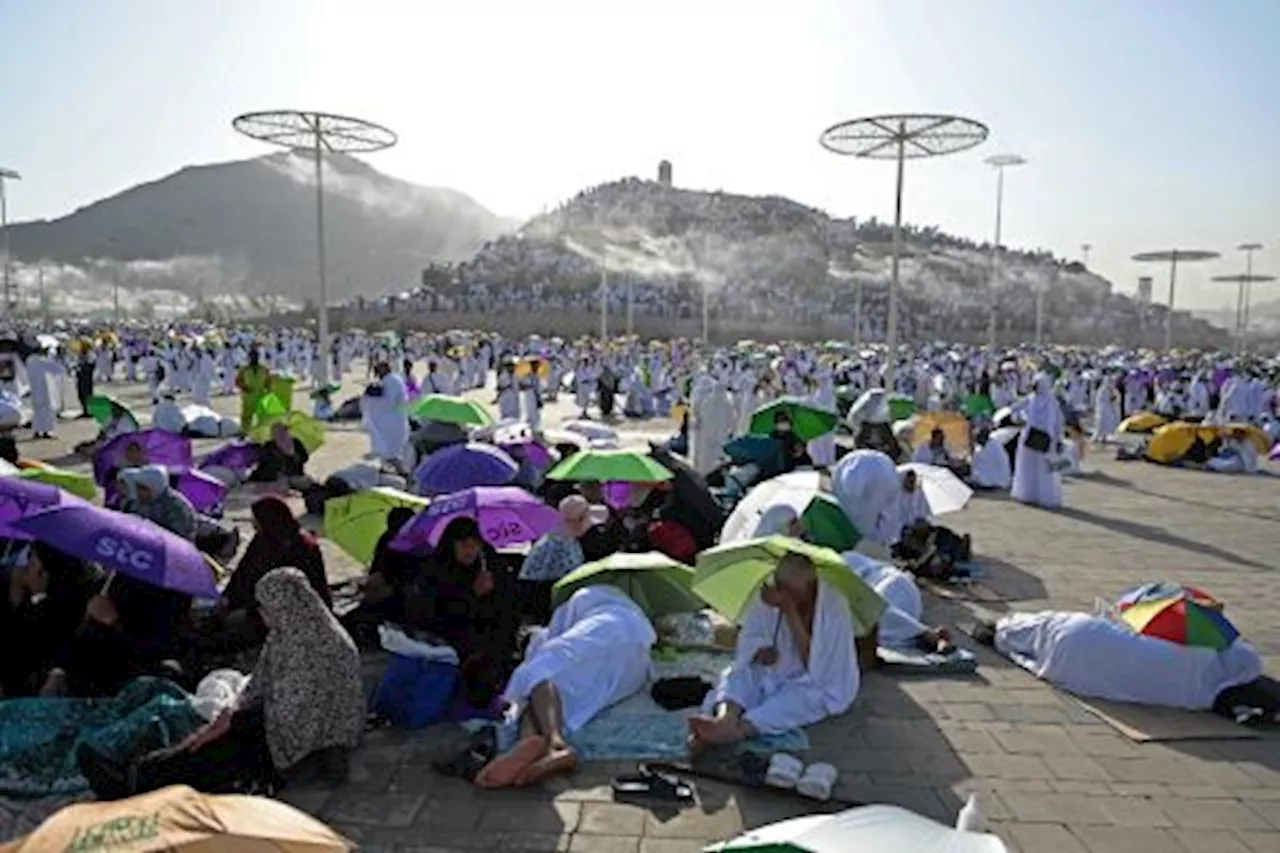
[0,168,20,314]
[599,268,608,339]
[1239,242,1263,350]
[1081,243,1092,268]
[984,155,1026,354]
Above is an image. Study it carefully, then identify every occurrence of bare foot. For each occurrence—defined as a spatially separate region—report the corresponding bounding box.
[474,735,547,789]
[513,745,578,787]
[692,715,744,746]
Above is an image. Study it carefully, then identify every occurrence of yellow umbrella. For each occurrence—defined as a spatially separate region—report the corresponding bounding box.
[514,357,551,379]
[1145,422,1199,464]
[910,411,971,452]
[0,784,352,853]
[14,461,99,501]
[324,487,429,566]
[248,410,326,455]
[1118,411,1168,434]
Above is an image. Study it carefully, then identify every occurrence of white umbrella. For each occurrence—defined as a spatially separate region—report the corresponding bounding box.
[900,463,973,516]
[988,425,1022,447]
[720,470,821,544]
[705,804,1007,853]
[846,389,889,426]
[992,406,1021,427]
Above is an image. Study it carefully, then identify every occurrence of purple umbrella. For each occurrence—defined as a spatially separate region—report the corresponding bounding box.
[92,429,193,486]
[172,468,229,516]
[198,441,260,478]
[0,476,89,539]
[498,437,554,473]
[413,442,519,496]
[1269,443,1280,461]
[11,504,218,598]
[391,485,560,553]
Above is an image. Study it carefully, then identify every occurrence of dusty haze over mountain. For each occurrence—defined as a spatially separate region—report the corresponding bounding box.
[5,151,515,307]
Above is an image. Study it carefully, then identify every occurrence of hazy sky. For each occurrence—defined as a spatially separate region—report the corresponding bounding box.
[1,0,1277,310]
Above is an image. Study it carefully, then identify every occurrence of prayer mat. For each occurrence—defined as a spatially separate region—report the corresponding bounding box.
[646,753,860,809]
[1069,696,1259,743]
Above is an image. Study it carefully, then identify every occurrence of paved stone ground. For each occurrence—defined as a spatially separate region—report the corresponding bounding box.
[2,373,1278,853]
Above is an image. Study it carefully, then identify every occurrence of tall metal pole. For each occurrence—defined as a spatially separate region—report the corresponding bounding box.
[37,264,45,322]
[1233,277,1246,355]
[885,125,905,391]
[626,276,634,336]
[1081,243,1092,268]
[987,165,1004,353]
[599,269,608,339]
[701,233,711,343]
[1163,252,1179,351]
[0,177,11,314]
[113,265,121,324]
[1240,242,1262,352]
[314,131,331,385]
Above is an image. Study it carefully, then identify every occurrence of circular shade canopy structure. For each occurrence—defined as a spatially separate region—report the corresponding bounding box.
[820,115,988,387]
[1132,249,1220,351]
[233,110,398,383]
[1212,272,1276,354]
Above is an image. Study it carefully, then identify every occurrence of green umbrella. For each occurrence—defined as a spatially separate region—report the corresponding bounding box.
[407,393,494,427]
[961,393,994,418]
[801,493,861,552]
[86,395,138,429]
[545,449,673,483]
[748,397,839,442]
[553,552,704,619]
[693,535,885,636]
[887,395,916,421]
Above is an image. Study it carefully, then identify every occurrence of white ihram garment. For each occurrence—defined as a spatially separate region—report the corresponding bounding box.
[706,580,859,734]
[996,611,1262,711]
[1011,375,1063,509]
[842,552,924,649]
[363,373,411,465]
[503,585,655,734]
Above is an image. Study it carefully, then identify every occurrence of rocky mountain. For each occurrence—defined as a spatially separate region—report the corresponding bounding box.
[7,152,514,305]
[410,178,1227,347]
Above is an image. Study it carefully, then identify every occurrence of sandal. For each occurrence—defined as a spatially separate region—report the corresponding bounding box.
[611,764,696,803]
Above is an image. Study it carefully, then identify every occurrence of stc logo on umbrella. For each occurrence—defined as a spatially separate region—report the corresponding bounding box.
[95,536,156,573]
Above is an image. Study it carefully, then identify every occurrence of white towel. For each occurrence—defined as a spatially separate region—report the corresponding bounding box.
[796,762,838,801]
[764,753,804,790]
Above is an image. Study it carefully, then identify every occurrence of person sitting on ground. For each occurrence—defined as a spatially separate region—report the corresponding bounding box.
[912,428,971,479]
[247,423,311,487]
[43,571,192,698]
[342,507,419,647]
[206,497,331,654]
[78,567,363,798]
[120,465,198,541]
[972,609,1264,712]
[842,551,953,654]
[405,518,521,708]
[1205,428,1260,474]
[688,553,859,750]
[968,427,1012,490]
[475,585,656,788]
[0,543,104,698]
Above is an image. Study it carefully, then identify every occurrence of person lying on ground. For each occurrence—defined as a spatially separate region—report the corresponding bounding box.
[475,585,656,788]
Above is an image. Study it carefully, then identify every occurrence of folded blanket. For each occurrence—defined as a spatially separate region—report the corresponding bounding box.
[0,677,204,797]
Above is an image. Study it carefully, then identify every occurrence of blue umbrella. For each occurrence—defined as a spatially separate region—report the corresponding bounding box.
[413,442,519,496]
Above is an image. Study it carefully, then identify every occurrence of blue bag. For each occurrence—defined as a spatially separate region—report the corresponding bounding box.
[371,654,459,728]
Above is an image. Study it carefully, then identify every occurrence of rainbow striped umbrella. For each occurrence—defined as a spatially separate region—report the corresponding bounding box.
[1119,597,1239,651]
[1115,581,1221,612]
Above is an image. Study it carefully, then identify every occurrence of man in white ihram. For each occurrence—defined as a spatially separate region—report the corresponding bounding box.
[362,361,411,476]
[688,554,858,750]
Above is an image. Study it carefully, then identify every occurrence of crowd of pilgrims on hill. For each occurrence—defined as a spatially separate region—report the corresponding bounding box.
[0,324,1276,802]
